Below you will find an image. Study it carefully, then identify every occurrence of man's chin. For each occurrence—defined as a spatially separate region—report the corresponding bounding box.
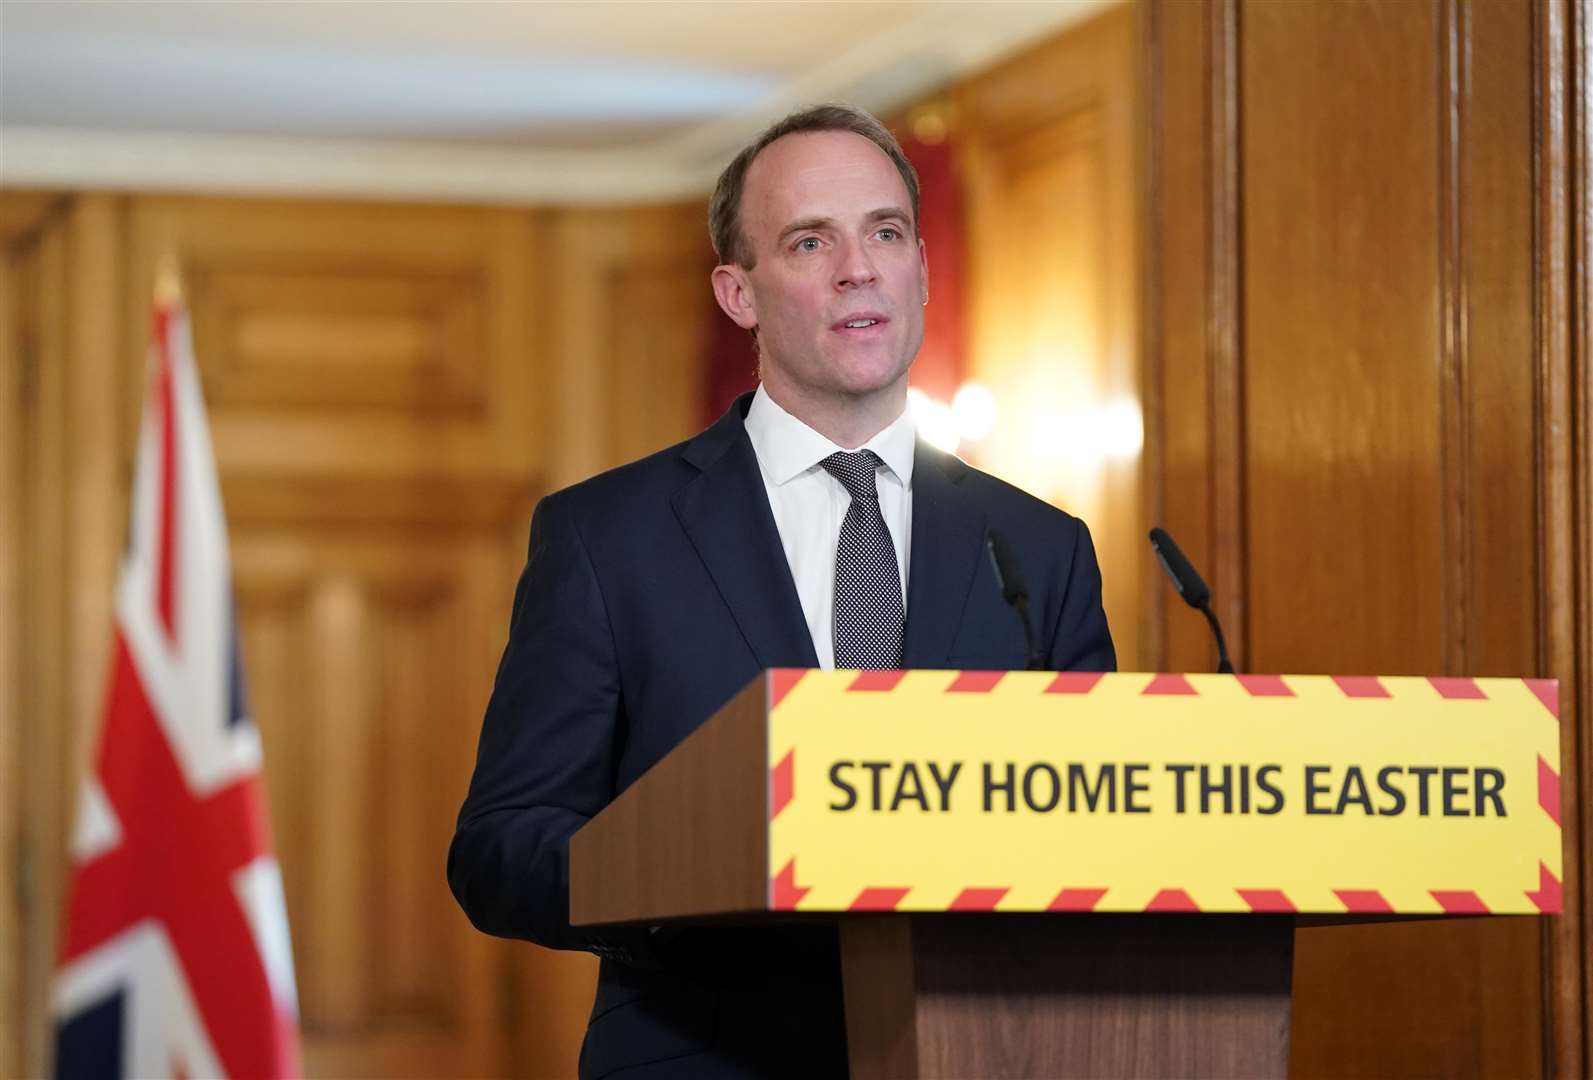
[832,373,910,401]
[825,356,913,398]
[764,351,912,404]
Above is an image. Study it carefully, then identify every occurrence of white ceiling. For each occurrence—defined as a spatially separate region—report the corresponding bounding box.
[0,0,1117,203]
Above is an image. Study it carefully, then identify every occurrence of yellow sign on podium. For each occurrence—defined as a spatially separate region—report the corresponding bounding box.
[765,670,1562,915]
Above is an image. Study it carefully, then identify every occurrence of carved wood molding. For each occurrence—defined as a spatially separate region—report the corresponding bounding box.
[1207,0,1246,675]
[1539,0,1592,1071]
[1438,0,1472,680]
[1141,0,1242,676]
[0,189,65,246]
[221,473,543,528]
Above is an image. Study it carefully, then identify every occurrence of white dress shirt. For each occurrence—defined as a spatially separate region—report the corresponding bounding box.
[743,383,916,669]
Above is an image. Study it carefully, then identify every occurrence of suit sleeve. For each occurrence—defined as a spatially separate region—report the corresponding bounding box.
[447,491,634,954]
[1045,519,1117,672]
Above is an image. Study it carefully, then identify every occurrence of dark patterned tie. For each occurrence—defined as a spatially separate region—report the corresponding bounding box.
[821,450,905,669]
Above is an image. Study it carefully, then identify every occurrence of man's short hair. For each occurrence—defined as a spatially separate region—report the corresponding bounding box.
[709,103,921,269]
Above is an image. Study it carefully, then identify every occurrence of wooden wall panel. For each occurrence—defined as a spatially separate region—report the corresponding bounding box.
[232,530,508,1078]
[956,5,1145,669]
[126,197,541,480]
[7,196,124,1080]
[607,258,713,469]
[546,202,709,490]
[0,209,25,1080]
[1271,4,1550,1077]
[15,212,69,1080]
[1242,0,1447,677]
[1147,0,1589,1076]
[0,187,62,1078]
[1465,0,1540,684]
[0,190,63,246]
[193,268,488,412]
[1544,0,1592,1064]
[1146,0,1217,675]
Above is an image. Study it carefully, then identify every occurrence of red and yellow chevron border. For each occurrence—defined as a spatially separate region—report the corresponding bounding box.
[765,671,1562,915]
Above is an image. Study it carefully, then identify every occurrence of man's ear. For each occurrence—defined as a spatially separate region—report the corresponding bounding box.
[918,237,929,305]
[711,264,759,331]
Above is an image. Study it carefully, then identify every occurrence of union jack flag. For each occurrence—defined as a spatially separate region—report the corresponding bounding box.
[52,294,302,1078]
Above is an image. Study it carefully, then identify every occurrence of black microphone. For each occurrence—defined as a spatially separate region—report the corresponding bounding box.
[1148,527,1235,674]
[986,528,1043,670]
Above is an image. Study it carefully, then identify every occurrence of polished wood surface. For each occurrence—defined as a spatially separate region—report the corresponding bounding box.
[1242,0,1446,675]
[1543,0,1593,1063]
[9,205,70,1080]
[6,196,125,1079]
[956,5,1145,669]
[0,206,23,1080]
[0,189,63,245]
[546,203,710,491]
[1142,0,1224,674]
[843,914,1293,1080]
[838,917,920,1079]
[127,196,543,480]
[1145,0,1591,1075]
[569,675,769,926]
[232,523,517,1075]
[1243,0,1549,1071]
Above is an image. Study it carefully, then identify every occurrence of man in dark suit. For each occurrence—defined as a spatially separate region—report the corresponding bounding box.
[448,103,1115,1079]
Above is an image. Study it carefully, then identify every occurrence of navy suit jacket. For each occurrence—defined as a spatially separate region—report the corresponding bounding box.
[448,393,1115,1078]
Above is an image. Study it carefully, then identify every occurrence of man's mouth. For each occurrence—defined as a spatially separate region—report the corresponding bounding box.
[833,313,889,331]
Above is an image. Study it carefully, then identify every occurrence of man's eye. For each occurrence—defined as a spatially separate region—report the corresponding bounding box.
[796,237,821,252]
[878,227,900,241]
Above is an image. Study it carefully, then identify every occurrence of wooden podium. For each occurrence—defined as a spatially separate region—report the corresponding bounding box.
[569,669,1559,1079]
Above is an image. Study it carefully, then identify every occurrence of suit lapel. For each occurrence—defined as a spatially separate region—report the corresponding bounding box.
[672,396,820,670]
[903,443,988,668]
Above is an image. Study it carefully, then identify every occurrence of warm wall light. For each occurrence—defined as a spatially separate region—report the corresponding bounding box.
[1020,395,1143,469]
[909,381,1001,455]
[951,382,998,441]
[907,386,960,453]
[1100,397,1144,460]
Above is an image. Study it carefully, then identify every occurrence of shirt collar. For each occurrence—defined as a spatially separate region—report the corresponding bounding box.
[745,383,917,489]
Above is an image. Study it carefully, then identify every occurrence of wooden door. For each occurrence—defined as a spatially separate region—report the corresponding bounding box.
[126,195,550,1077]
[229,518,520,1076]
[1144,1,1592,1075]
[956,5,1145,669]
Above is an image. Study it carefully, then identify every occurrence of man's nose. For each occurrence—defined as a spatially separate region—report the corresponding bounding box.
[834,239,878,290]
